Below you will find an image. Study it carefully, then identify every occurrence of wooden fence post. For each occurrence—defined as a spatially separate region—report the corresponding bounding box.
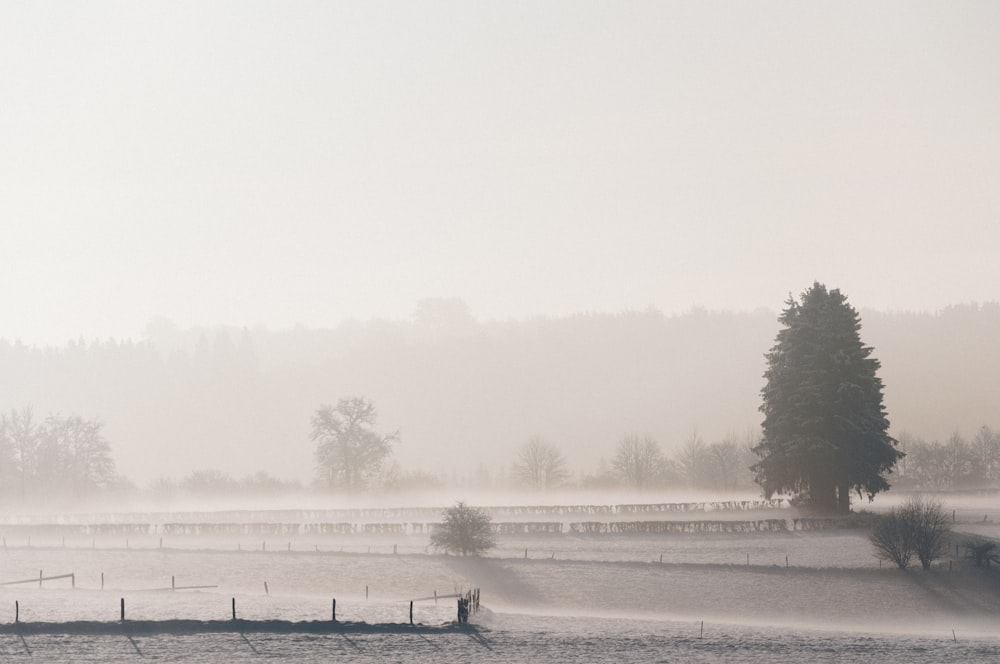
[232,597,236,620]
[15,601,18,623]
[120,598,125,622]
[332,598,336,622]
[409,600,413,625]
[38,570,42,588]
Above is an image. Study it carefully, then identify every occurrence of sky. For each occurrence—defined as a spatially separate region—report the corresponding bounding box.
[2,1,998,347]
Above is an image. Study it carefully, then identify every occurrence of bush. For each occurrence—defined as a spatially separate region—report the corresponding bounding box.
[904,497,951,570]
[870,511,915,569]
[869,496,951,570]
[964,537,998,567]
[430,501,496,557]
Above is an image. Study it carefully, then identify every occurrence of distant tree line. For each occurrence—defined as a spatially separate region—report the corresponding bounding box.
[503,430,760,493]
[2,301,998,495]
[894,426,1000,489]
[147,469,303,500]
[0,406,118,502]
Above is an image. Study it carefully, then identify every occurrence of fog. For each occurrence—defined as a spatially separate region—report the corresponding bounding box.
[2,1,999,659]
[2,1,998,347]
[0,303,997,491]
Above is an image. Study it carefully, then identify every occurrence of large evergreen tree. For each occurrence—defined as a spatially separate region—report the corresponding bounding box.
[752,283,902,513]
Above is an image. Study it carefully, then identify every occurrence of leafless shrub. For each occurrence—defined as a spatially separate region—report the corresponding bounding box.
[870,497,952,570]
[902,497,951,570]
[870,510,915,569]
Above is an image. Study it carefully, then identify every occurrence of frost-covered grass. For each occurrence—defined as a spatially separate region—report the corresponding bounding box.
[1,494,998,661]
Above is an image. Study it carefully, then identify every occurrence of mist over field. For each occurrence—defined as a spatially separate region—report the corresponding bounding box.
[0,303,997,489]
[3,0,999,659]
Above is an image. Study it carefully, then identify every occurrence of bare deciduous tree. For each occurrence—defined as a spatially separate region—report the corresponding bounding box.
[904,496,951,570]
[870,496,951,570]
[613,434,663,491]
[512,438,568,490]
[870,510,916,569]
[1,407,39,502]
[311,397,398,491]
[40,414,116,498]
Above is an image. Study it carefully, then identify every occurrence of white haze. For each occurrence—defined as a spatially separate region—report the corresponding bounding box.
[1,0,998,347]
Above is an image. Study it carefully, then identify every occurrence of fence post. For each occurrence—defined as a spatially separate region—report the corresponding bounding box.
[332,598,336,622]
[15,601,18,623]
[120,598,125,622]
[409,600,413,625]
[72,573,75,589]
[264,581,269,595]
[232,597,236,620]
[172,576,175,591]
[39,570,42,589]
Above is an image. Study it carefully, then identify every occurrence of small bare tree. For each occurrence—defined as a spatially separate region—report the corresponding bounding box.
[870,509,915,569]
[511,438,568,490]
[903,496,951,570]
[613,434,664,491]
[870,496,951,570]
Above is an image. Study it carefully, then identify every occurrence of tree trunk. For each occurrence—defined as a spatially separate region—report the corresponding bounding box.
[808,474,837,513]
[836,479,851,514]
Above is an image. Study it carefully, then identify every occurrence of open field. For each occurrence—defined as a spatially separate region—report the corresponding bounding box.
[1,493,998,661]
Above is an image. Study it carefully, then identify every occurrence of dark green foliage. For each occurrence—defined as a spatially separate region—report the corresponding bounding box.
[430,501,496,556]
[753,283,902,513]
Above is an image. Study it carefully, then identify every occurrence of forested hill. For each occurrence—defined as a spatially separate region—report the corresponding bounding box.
[0,303,997,485]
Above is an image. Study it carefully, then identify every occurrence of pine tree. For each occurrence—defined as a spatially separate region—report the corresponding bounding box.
[752,283,902,513]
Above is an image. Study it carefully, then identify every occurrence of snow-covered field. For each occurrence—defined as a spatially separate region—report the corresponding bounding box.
[1,494,998,661]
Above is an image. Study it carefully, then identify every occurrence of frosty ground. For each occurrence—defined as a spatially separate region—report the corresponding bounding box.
[1,493,998,661]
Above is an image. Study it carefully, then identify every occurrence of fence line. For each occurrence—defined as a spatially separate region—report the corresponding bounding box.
[4,587,483,631]
[0,573,75,588]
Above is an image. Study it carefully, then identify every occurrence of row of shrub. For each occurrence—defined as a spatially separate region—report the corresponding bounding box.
[568,520,788,534]
[2,518,792,538]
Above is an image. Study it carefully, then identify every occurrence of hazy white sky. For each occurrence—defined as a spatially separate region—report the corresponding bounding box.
[2,1,998,346]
